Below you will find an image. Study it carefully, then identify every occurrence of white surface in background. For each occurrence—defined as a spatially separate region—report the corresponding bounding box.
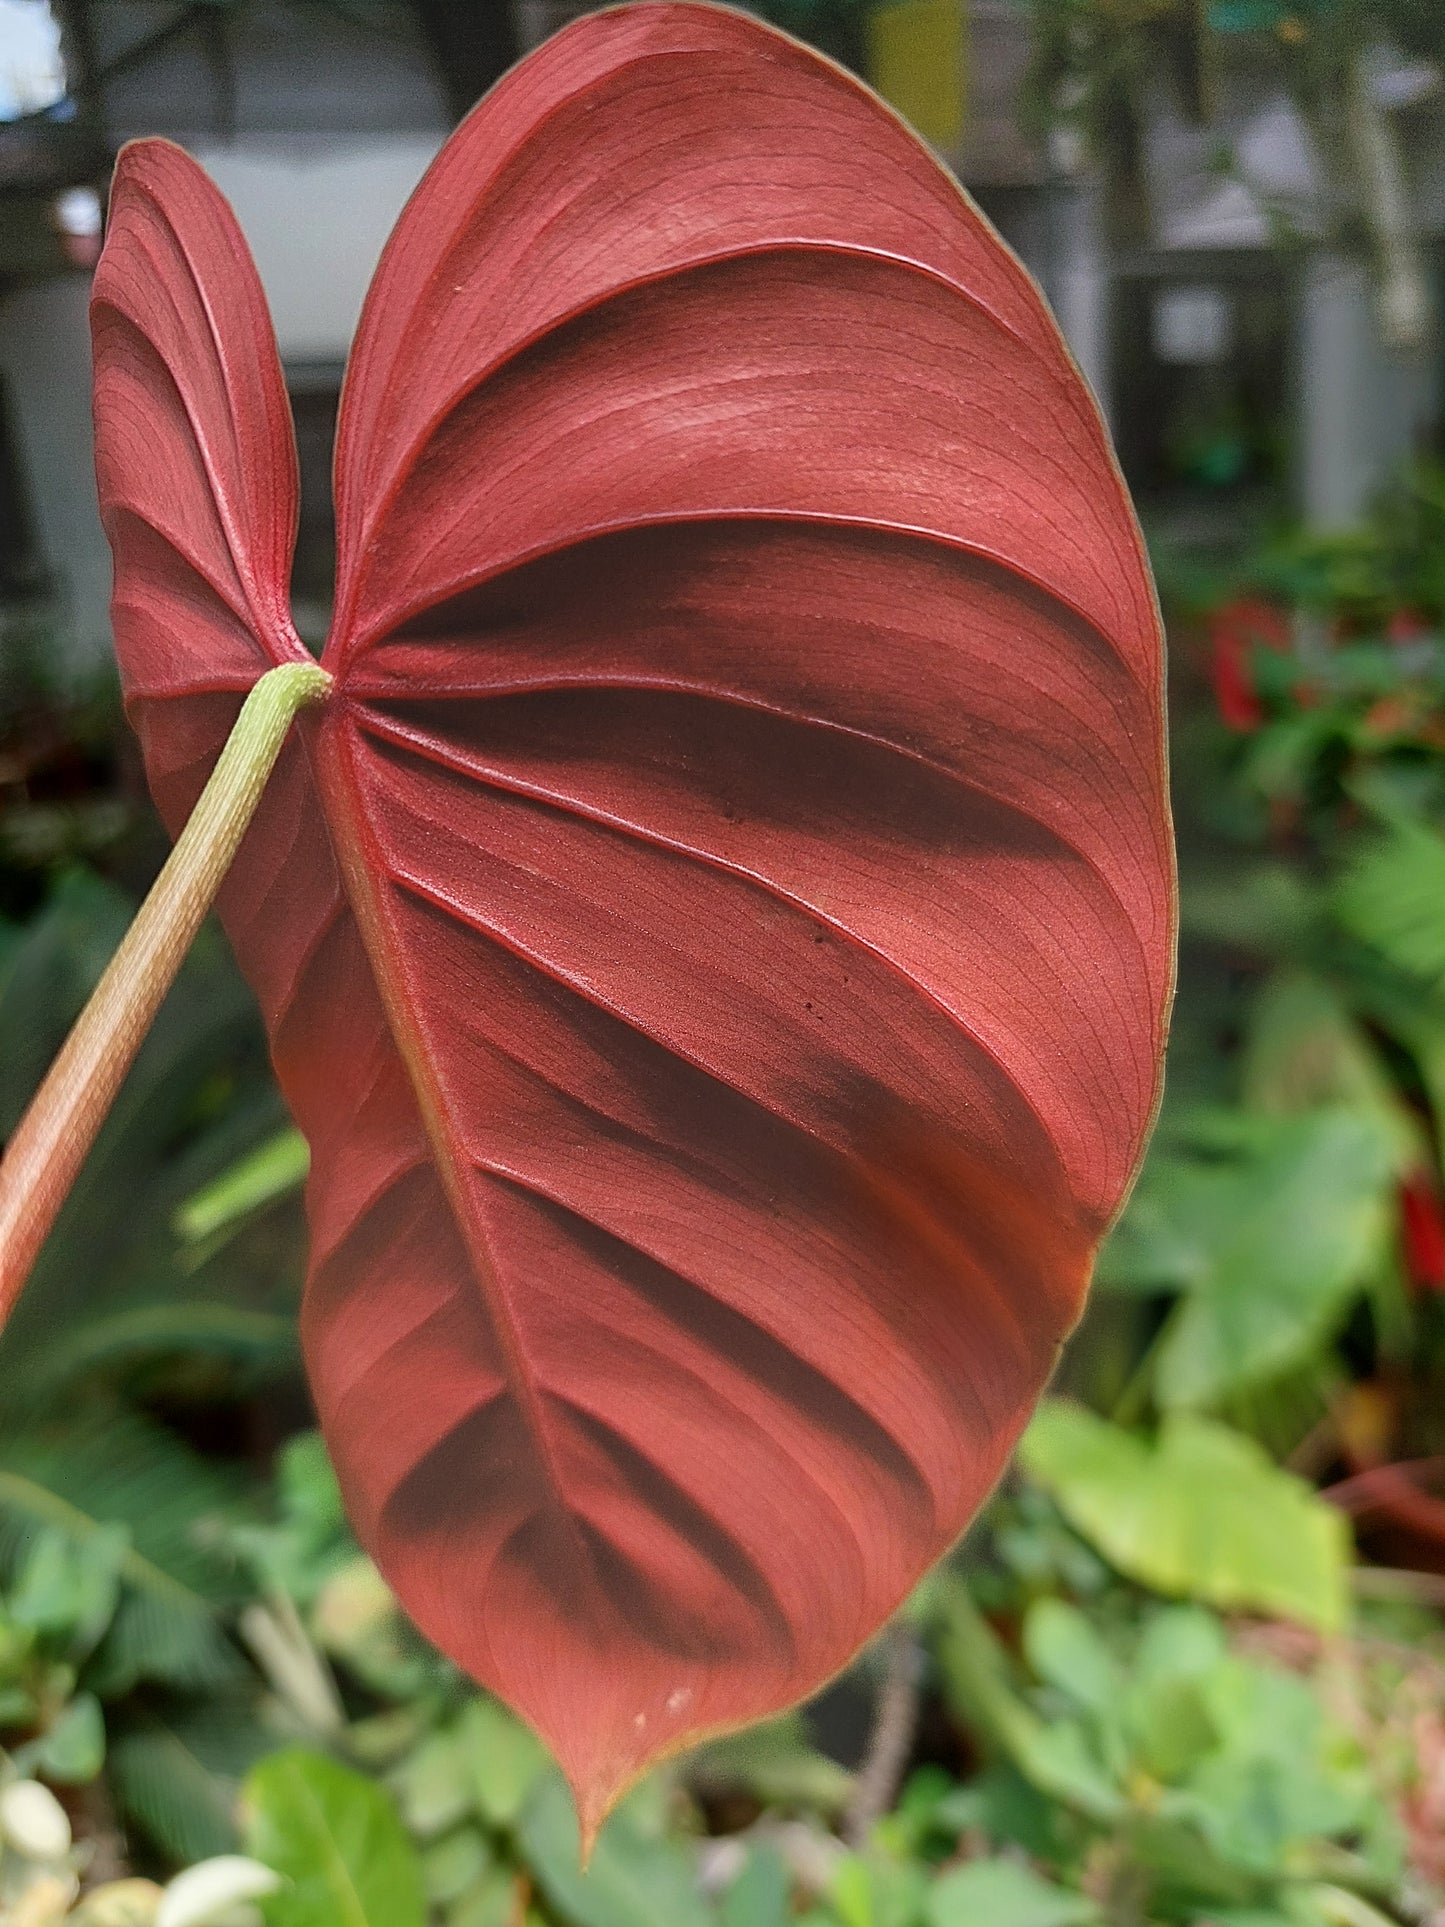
[193,137,445,361]
[0,0,64,119]
[53,184,100,237]
[1151,88,1321,251]
[0,276,114,675]
[1152,285,1233,366]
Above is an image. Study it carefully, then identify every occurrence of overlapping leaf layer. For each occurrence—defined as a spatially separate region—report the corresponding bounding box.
[91,1,1173,1831]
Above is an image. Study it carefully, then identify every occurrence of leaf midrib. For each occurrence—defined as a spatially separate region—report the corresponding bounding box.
[311,707,573,1514]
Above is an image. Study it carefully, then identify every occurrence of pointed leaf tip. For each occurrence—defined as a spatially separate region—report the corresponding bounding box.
[93,0,1174,1798]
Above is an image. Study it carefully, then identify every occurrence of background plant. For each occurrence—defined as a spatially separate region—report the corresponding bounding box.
[1026,0,1444,347]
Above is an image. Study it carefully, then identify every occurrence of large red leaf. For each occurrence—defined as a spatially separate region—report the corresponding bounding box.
[91,1,1173,1833]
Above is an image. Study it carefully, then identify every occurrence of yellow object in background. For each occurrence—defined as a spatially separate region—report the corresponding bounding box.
[865,0,967,150]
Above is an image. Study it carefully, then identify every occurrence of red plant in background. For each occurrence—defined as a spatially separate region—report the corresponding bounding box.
[87,2,1172,1835]
[1388,607,1433,647]
[1401,1168,1445,1291]
[1207,595,1291,732]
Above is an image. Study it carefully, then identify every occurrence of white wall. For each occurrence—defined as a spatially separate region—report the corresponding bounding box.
[192,136,443,362]
[0,272,113,683]
[1298,252,1440,531]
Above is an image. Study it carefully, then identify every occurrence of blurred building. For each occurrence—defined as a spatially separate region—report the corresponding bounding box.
[2,0,1445,687]
[0,0,492,681]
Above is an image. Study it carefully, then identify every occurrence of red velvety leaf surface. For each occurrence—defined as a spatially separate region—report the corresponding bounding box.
[91,2,1173,1833]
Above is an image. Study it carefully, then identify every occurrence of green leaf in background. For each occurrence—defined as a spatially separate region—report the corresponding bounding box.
[933,1770,1074,1871]
[830,1851,929,1927]
[0,1416,242,1695]
[309,1558,434,1703]
[1179,862,1318,957]
[234,1432,353,1609]
[175,1126,309,1245]
[1337,815,1445,984]
[9,1521,125,1655]
[24,1304,296,1396]
[1373,995,1445,1173]
[931,1582,1123,1825]
[1096,1153,1234,1296]
[1144,1109,1399,1408]
[1022,1600,1120,1718]
[244,1747,425,1927]
[1290,1886,1406,1927]
[1021,1599,1131,1784]
[376,1696,550,1842]
[419,1823,493,1907]
[19,1688,105,1783]
[516,1772,714,1927]
[390,1725,474,1841]
[0,870,132,1137]
[926,1858,1101,1927]
[457,1695,549,1827]
[1185,1660,1371,1877]
[1019,1404,1350,1631]
[687,1713,852,1817]
[720,1843,790,1927]
[111,1699,270,1863]
[1122,1607,1224,1782]
[446,1865,527,1927]
[0,872,277,1426]
[1240,974,1404,1121]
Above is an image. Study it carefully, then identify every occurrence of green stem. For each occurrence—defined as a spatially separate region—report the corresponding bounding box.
[0,662,330,1322]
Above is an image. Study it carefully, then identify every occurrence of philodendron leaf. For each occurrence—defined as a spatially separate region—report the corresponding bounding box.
[91,0,1172,1831]
[1019,1403,1350,1632]
[243,1747,424,1927]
